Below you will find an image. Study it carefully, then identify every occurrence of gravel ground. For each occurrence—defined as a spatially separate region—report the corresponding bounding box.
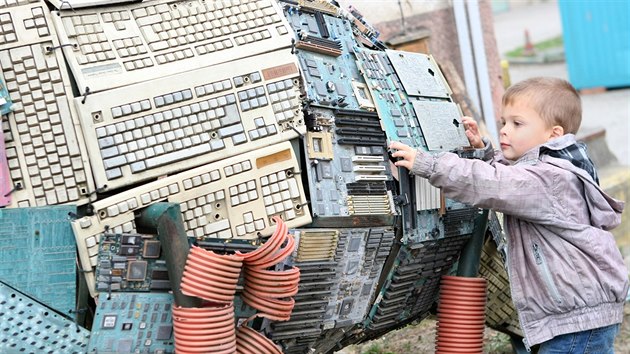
[339,303,630,354]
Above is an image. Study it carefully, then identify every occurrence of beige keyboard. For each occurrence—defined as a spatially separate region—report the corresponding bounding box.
[51,0,294,92]
[0,0,38,9]
[47,0,143,11]
[0,2,94,207]
[74,49,304,191]
[71,141,311,297]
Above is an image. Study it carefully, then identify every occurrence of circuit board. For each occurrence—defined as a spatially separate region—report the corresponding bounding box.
[286,7,397,228]
[96,233,170,294]
[0,205,77,316]
[88,292,174,354]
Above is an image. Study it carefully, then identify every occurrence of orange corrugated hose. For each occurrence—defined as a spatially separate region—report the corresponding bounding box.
[180,246,244,303]
[435,275,487,354]
[173,216,300,354]
[172,304,237,354]
[240,216,300,321]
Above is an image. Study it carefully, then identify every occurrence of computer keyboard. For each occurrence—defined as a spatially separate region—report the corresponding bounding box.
[72,141,311,296]
[0,2,95,207]
[74,49,304,191]
[0,0,38,9]
[51,0,294,92]
[47,0,143,11]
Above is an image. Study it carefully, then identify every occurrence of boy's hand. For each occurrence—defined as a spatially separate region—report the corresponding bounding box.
[389,141,417,170]
[462,116,484,149]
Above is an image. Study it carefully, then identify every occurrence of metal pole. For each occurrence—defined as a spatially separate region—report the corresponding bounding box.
[136,202,201,308]
[456,209,489,277]
[453,0,480,114]
[466,0,500,142]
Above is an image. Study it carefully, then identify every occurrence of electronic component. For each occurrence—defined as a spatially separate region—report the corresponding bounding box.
[288,11,365,109]
[287,8,396,228]
[51,0,294,92]
[412,100,470,151]
[0,2,95,208]
[385,50,452,99]
[362,220,473,341]
[269,227,394,353]
[0,205,77,315]
[302,114,396,227]
[73,141,311,297]
[354,47,426,148]
[96,233,170,294]
[88,292,174,354]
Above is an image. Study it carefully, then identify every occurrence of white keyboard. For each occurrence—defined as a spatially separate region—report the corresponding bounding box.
[47,0,143,11]
[51,0,294,92]
[74,49,304,191]
[0,0,38,9]
[71,141,311,297]
[0,2,95,207]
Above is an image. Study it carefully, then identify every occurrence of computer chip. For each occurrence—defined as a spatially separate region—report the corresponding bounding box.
[142,240,161,258]
[121,234,142,245]
[119,245,139,256]
[126,261,147,281]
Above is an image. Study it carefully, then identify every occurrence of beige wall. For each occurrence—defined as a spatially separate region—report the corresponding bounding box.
[336,0,450,24]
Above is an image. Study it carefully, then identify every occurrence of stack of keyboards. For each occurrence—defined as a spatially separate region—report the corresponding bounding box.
[0,0,517,353]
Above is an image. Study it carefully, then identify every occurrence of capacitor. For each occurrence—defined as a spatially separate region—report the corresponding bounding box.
[326,81,335,92]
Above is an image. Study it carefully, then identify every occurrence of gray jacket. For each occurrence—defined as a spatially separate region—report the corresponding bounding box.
[411,134,629,346]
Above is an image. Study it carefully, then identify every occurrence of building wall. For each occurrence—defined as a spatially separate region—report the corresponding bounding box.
[336,0,450,24]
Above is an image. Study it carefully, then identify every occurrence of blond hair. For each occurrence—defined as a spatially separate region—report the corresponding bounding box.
[502,77,582,134]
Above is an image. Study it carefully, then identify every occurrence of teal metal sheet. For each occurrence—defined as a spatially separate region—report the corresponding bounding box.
[0,281,90,353]
[559,0,630,89]
[0,205,77,315]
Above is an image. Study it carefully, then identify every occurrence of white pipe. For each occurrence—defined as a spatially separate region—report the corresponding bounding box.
[466,0,499,142]
[453,0,480,115]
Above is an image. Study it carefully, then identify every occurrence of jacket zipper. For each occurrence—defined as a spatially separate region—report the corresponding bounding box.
[505,221,532,352]
[532,243,563,305]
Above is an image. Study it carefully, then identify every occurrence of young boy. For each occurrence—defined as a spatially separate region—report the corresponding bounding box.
[390,77,628,352]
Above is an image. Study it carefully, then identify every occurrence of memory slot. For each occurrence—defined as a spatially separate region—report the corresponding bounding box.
[337,136,386,146]
[296,35,343,57]
[335,127,385,137]
[314,11,330,38]
[353,165,386,172]
[352,155,385,163]
[334,108,380,119]
[346,182,388,195]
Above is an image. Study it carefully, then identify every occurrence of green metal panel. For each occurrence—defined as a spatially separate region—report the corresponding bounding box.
[0,281,90,353]
[0,206,77,315]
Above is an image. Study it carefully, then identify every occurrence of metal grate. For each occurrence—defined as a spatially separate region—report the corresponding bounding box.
[0,281,90,353]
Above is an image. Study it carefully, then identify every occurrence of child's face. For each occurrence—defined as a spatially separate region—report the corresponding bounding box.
[500,97,555,161]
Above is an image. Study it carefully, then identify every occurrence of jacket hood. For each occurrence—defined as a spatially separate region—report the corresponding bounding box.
[535,135,625,230]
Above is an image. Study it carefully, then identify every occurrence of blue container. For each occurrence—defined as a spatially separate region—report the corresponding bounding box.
[558,0,630,90]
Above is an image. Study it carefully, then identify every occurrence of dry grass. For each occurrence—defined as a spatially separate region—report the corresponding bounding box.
[339,304,630,354]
